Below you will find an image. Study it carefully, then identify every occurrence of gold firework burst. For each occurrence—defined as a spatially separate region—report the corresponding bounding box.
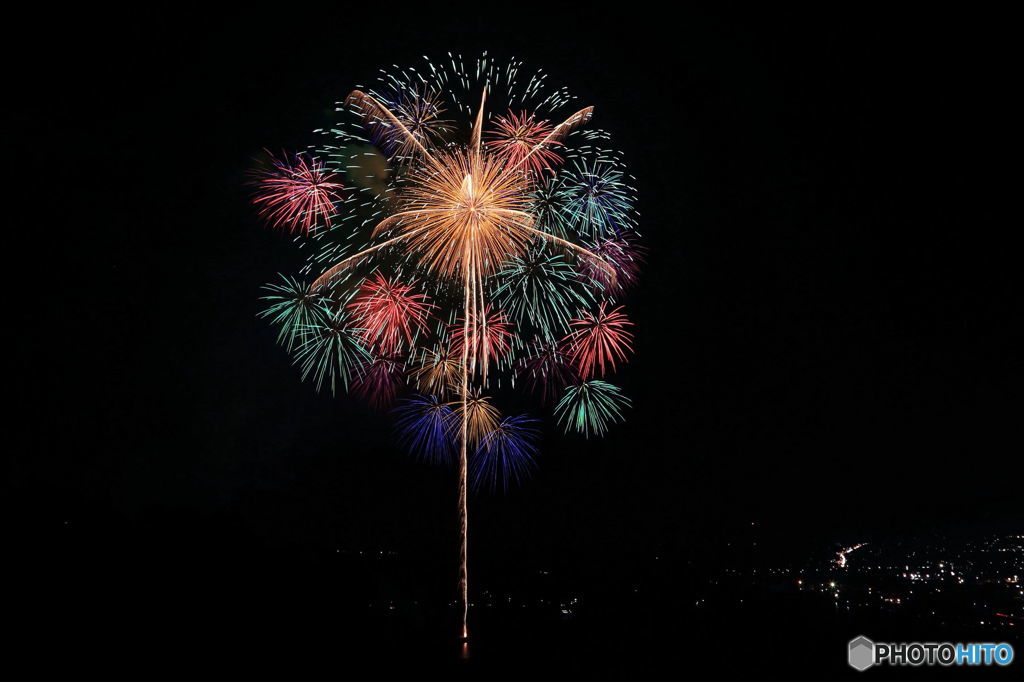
[448,390,500,448]
[410,345,462,398]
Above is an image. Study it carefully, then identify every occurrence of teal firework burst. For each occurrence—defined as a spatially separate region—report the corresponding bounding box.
[493,246,593,342]
[293,309,370,395]
[529,175,571,237]
[258,275,330,351]
[559,157,636,238]
[554,380,631,438]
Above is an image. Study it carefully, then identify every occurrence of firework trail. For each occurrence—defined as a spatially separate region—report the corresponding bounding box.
[250,55,643,640]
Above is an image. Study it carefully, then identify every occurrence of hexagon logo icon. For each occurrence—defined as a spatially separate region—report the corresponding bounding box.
[848,636,875,671]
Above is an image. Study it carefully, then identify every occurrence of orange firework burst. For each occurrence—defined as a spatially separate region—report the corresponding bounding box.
[410,345,462,398]
[309,97,606,294]
[383,147,537,278]
[449,390,501,447]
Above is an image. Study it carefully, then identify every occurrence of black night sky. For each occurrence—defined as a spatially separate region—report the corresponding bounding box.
[11,6,1020,676]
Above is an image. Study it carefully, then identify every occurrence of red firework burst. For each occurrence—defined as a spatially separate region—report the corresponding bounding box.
[449,305,514,379]
[346,273,435,354]
[485,110,563,176]
[561,303,635,380]
[251,151,343,235]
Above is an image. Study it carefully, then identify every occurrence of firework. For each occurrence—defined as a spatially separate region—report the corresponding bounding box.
[393,394,457,465]
[450,390,501,449]
[558,156,635,238]
[353,354,405,409]
[258,275,329,352]
[580,235,646,294]
[472,415,541,492]
[250,151,343,235]
[555,380,632,438]
[519,338,578,404]
[530,175,572,237]
[494,246,593,342]
[252,56,644,640]
[449,304,514,382]
[354,85,454,159]
[346,272,435,354]
[293,309,370,395]
[561,302,635,380]
[409,345,462,398]
[485,110,563,176]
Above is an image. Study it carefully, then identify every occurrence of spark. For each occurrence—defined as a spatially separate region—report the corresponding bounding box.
[353,355,406,409]
[409,345,461,399]
[359,85,454,159]
[449,304,514,382]
[558,156,635,238]
[450,390,501,448]
[580,235,646,294]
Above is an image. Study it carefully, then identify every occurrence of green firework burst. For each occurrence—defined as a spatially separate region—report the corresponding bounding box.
[554,380,631,438]
[293,309,371,395]
[259,274,331,352]
[493,246,593,342]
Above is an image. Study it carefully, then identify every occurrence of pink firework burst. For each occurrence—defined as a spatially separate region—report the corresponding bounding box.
[561,303,635,380]
[449,305,514,381]
[251,151,343,235]
[346,272,435,355]
[354,355,406,410]
[485,110,563,176]
[519,338,577,405]
[581,236,646,293]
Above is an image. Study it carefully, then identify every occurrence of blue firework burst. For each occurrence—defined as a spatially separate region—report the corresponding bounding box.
[393,394,457,465]
[471,415,541,492]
